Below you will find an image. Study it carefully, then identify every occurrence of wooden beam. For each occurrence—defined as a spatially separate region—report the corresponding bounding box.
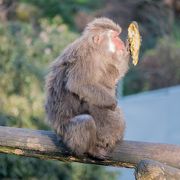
[0,126,180,169]
[135,159,180,180]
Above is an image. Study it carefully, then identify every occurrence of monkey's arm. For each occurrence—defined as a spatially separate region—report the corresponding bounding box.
[68,83,116,109]
[81,84,116,108]
[66,62,116,109]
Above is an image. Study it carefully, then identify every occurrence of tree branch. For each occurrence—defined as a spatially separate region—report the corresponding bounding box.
[0,126,180,169]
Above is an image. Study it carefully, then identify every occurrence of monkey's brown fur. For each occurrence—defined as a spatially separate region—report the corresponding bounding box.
[45,17,129,158]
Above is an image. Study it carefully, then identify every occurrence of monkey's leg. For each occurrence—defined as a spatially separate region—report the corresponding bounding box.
[90,106,125,152]
[63,114,97,156]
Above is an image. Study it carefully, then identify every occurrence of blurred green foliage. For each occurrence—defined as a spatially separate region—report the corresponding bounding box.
[135,0,174,52]
[0,17,77,129]
[0,155,73,179]
[19,0,102,26]
[0,154,118,179]
[0,18,118,179]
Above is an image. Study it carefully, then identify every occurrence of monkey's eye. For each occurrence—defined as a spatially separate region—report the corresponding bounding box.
[112,31,120,39]
[113,35,120,41]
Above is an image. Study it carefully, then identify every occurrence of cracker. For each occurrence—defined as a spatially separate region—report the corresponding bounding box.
[128,21,141,66]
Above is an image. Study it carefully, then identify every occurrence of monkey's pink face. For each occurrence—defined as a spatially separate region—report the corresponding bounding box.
[93,30,126,54]
[111,31,126,51]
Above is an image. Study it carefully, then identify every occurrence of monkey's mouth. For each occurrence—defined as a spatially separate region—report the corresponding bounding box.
[118,38,126,50]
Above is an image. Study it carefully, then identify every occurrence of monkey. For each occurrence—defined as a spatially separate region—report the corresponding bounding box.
[45,17,129,158]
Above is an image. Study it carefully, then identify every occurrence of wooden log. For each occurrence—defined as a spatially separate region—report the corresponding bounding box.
[0,126,180,169]
[135,159,180,180]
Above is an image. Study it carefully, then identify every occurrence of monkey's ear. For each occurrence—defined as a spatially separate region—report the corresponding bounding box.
[93,35,102,44]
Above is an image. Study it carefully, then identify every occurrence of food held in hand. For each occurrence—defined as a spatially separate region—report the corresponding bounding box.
[128,21,141,66]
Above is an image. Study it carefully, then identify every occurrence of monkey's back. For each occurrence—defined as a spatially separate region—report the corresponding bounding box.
[45,58,83,134]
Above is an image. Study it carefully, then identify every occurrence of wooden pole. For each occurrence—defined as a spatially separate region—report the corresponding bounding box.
[0,126,180,169]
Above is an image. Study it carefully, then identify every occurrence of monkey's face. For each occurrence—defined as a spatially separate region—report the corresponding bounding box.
[91,28,129,64]
[106,30,126,54]
[106,30,129,71]
[111,31,126,52]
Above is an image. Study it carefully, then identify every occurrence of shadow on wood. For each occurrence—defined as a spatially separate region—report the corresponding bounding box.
[0,126,180,169]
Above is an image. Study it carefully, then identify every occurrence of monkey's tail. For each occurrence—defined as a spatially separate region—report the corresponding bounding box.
[63,114,96,156]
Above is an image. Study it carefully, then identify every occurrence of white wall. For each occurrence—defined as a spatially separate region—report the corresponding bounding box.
[117,85,180,180]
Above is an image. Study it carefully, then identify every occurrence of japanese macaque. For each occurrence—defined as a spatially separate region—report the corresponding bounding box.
[45,17,129,158]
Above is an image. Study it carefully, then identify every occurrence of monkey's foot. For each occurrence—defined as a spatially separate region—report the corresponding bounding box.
[87,146,108,160]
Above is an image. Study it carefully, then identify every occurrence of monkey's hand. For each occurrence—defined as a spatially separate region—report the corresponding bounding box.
[115,41,130,63]
[90,93,117,111]
[126,39,130,52]
[100,97,117,111]
[122,42,130,61]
